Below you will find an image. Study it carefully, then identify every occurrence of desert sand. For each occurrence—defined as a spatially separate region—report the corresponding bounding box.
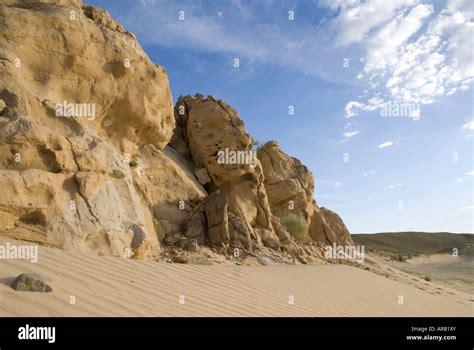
[373,253,474,295]
[0,238,472,317]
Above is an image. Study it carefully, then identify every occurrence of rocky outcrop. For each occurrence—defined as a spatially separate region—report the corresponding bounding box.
[258,141,352,247]
[0,0,175,258]
[171,95,280,251]
[320,207,353,246]
[257,141,315,223]
[0,0,352,263]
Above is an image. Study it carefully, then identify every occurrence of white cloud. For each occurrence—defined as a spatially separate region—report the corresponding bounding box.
[333,181,342,187]
[459,206,474,210]
[343,129,360,138]
[456,170,474,183]
[329,0,474,117]
[363,4,433,73]
[321,0,418,46]
[363,170,376,176]
[344,99,384,117]
[388,183,403,189]
[463,121,474,130]
[378,141,394,148]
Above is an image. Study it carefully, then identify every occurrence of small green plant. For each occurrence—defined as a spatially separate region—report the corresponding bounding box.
[424,276,431,282]
[129,158,141,167]
[281,213,310,244]
[251,136,263,151]
[395,254,406,262]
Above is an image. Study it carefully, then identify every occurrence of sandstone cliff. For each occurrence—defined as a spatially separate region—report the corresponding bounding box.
[0,0,352,263]
[0,0,174,258]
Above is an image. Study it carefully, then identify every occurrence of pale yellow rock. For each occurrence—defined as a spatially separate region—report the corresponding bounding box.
[0,0,175,258]
[171,95,278,251]
[0,99,6,114]
[258,141,315,222]
[132,145,207,241]
[320,207,354,246]
[258,141,353,246]
[0,0,352,261]
[194,168,211,185]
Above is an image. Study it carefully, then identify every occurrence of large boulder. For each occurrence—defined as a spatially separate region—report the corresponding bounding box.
[0,0,175,258]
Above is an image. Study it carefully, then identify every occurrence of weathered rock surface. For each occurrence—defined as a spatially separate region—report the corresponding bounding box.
[171,95,279,251]
[258,141,352,247]
[258,141,315,222]
[320,207,354,246]
[0,0,353,264]
[0,0,175,258]
[11,273,52,292]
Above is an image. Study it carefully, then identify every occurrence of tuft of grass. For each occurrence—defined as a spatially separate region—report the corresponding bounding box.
[424,276,431,282]
[251,136,264,151]
[129,158,141,167]
[281,214,310,244]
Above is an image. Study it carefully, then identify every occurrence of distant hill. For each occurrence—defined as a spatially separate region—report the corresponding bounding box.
[352,232,474,256]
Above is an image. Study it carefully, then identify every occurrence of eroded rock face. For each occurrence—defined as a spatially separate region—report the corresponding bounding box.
[171,95,278,251]
[258,141,315,223]
[0,0,175,258]
[258,141,353,247]
[169,94,353,256]
[320,207,354,246]
[0,0,353,263]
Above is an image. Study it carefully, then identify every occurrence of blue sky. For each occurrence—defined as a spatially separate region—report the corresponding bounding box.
[86,0,473,233]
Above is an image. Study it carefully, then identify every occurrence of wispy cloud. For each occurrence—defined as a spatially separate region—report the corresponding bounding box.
[456,170,474,183]
[459,206,474,210]
[343,129,360,138]
[378,141,394,149]
[388,183,403,189]
[363,170,376,177]
[462,120,474,130]
[321,0,474,117]
[109,0,352,83]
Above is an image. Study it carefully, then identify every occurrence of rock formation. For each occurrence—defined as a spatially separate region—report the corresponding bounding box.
[258,141,354,247]
[0,0,352,263]
[0,0,173,258]
[171,95,281,253]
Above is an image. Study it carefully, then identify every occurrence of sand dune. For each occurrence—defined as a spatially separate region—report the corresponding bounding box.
[0,238,472,317]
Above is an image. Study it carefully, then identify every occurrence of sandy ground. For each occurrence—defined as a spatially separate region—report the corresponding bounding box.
[0,238,472,317]
[373,253,474,294]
